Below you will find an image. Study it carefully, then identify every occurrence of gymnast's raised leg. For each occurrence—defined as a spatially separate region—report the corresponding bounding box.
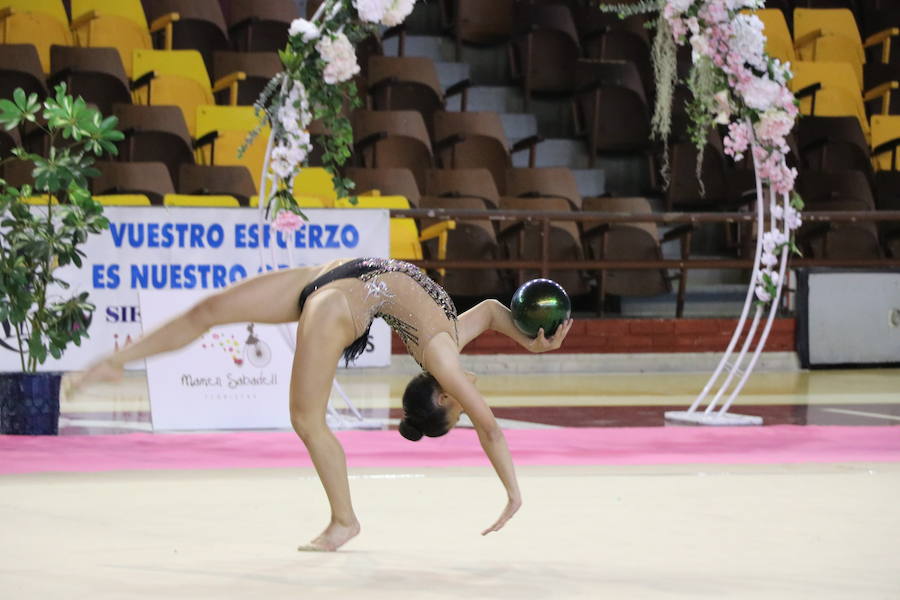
[74,262,342,387]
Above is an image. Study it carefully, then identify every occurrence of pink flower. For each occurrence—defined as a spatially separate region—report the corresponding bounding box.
[754,109,794,146]
[273,210,303,233]
[724,121,752,161]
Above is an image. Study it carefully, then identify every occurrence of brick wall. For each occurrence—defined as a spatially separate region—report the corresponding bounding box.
[391,318,796,354]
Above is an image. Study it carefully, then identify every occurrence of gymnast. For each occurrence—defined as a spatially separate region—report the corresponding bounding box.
[76,257,573,551]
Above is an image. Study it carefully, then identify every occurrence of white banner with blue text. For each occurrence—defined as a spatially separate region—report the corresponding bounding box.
[0,207,391,379]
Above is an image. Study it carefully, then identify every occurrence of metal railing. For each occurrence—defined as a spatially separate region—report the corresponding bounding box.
[390,208,900,275]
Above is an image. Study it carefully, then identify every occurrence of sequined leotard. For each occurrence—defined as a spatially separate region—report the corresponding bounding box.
[298,258,458,368]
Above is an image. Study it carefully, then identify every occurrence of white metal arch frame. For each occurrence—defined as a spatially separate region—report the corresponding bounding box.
[665,136,791,426]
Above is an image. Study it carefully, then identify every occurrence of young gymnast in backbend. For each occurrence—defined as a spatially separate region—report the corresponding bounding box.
[77,257,573,551]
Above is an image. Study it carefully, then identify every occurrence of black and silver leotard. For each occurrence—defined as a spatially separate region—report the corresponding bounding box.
[298,258,458,367]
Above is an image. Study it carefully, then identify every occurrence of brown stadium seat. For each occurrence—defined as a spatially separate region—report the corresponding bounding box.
[0,45,48,102]
[796,169,882,259]
[420,195,511,298]
[573,59,652,168]
[345,167,422,207]
[665,131,729,211]
[577,7,654,102]
[498,195,592,298]
[49,46,131,116]
[352,109,433,192]
[178,164,256,206]
[438,0,514,61]
[433,110,542,196]
[797,116,873,181]
[582,196,691,318]
[92,161,175,205]
[509,3,580,110]
[113,104,195,189]
[228,0,297,53]
[0,0,73,74]
[143,0,230,73]
[69,0,165,79]
[505,167,582,211]
[212,51,281,106]
[367,56,471,139]
[425,168,500,209]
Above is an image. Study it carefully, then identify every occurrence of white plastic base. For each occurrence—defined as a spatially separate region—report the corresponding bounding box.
[664,411,764,426]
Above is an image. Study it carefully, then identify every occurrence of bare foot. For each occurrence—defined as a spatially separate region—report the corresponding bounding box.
[297,520,361,552]
[71,359,124,391]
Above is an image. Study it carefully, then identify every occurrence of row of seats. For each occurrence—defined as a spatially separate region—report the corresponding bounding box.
[0,0,297,75]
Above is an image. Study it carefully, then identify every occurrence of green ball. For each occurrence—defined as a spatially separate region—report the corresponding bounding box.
[509,279,571,338]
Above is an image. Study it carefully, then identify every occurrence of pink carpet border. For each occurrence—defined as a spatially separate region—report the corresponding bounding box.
[1,426,899,475]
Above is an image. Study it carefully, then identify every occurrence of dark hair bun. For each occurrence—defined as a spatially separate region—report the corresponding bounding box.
[399,420,423,441]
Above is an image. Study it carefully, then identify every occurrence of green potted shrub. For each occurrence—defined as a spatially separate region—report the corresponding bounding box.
[0,84,122,435]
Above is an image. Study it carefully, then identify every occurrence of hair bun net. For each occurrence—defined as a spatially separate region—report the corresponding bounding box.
[399,420,423,441]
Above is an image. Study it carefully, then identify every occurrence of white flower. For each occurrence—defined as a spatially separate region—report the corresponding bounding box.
[381,0,416,26]
[741,75,782,111]
[771,203,784,220]
[269,135,310,179]
[732,14,767,71]
[770,59,792,85]
[690,33,711,61]
[316,33,361,84]
[713,90,732,124]
[727,0,765,9]
[785,206,802,230]
[755,285,772,303]
[288,18,319,42]
[760,251,778,268]
[354,0,388,23]
[669,0,694,13]
[761,230,788,254]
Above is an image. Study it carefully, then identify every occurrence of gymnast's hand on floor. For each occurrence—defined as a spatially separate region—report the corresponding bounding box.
[481,495,522,536]
[526,319,574,353]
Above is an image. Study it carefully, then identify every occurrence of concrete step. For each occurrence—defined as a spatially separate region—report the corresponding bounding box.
[512,138,590,169]
[500,113,539,142]
[382,34,445,61]
[572,169,607,198]
[447,85,524,113]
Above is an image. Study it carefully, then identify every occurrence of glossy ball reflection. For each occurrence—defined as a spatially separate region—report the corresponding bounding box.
[509,279,571,338]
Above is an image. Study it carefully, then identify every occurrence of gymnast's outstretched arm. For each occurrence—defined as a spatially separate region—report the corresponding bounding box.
[456,299,573,352]
[424,333,522,535]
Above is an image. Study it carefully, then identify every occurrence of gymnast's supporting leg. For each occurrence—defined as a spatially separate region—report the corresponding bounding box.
[290,291,360,551]
[75,265,326,387]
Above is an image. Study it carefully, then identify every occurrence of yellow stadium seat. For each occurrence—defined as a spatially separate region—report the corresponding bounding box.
[249,195,326,208]
[132,50,244,135]
[195,105,268,192]
[293,168,338,206]
[20,195,58,205]
[791,61,869,136]
[794,8,899,88]
[94,194,152,206]
[0,0,73,73]
[163,194,240,207]
[70,0,176,78]
[871,115,900,172]
[333,195,455,261]
[752,9,795,63]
